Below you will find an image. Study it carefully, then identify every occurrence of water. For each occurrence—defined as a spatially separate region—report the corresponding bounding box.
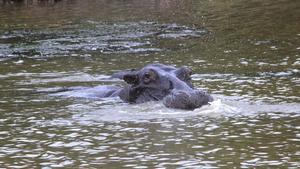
[0,0,300,168]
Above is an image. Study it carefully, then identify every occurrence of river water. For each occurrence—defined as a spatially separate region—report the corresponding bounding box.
[0,0,300,168]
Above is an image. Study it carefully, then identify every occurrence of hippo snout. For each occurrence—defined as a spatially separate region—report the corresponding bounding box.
[163,89,213,110]
[192,90,214,104]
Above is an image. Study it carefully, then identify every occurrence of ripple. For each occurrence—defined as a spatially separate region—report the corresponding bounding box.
[49,141,93,148]
[1,22,208,60]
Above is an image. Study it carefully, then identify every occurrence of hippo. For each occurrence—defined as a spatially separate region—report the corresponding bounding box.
[52,63,213,110]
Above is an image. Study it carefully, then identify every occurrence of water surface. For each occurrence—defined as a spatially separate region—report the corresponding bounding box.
[0,0,300,168]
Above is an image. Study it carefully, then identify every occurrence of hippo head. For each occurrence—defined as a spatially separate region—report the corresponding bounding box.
[118,63,213,110]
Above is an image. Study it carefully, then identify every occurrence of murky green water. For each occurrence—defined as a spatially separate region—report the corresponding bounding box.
[1,0,300,168]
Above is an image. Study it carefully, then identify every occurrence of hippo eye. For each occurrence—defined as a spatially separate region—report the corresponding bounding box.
[144,73,151,79]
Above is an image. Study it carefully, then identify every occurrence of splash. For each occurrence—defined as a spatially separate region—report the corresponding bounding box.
[195,99,240,115]
[66,98,241,123]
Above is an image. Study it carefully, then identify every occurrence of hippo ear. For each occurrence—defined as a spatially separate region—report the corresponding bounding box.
[177,66,192,79]
[123,74,138,84]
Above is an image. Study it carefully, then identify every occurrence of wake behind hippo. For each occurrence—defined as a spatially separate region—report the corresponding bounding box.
[53,63,213,110]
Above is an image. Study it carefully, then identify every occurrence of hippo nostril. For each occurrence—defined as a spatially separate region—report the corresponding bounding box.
[178,91,186,95]
[176,91,190,97]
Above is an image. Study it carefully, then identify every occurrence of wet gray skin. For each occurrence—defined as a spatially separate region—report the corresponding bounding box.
[118,63,213,109]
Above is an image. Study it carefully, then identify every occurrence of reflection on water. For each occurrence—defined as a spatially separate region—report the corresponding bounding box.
[0,22,208,61]
[0,0,300,168]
